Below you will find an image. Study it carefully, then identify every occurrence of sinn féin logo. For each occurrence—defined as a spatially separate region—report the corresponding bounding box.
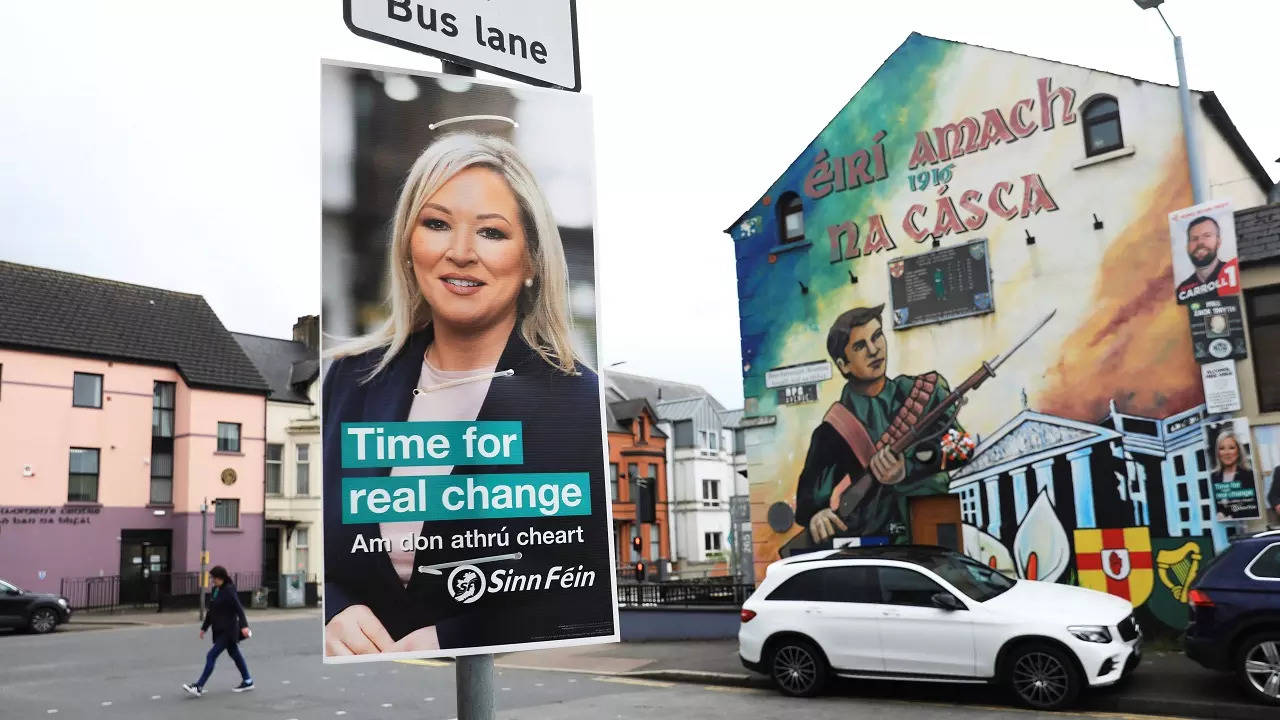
[447,564,486,604]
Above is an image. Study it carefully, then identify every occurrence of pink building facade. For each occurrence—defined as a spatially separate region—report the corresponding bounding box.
[0,261,269,602]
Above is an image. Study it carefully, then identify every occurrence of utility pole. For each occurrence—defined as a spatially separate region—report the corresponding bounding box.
[199,499,209,620]
[1135,0,1208,203]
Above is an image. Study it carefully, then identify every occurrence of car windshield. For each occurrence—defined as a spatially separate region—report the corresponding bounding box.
[926,554,1016,602]
[0,579,21,593]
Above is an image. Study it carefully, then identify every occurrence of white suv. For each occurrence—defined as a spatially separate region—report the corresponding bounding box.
[739,546,1142,710]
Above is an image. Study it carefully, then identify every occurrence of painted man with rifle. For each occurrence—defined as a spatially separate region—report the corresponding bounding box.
[785,305,1055,556]
[793,304,962,548]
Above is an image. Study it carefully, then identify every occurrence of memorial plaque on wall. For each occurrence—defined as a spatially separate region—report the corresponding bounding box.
[887,238,994,329]
[1188,296,1247,363]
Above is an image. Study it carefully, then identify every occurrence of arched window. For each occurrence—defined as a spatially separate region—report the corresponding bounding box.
[777,192,805,243]
[1082,95,1123,157]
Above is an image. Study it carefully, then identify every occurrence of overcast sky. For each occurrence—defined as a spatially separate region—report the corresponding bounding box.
[1,1,1275,408]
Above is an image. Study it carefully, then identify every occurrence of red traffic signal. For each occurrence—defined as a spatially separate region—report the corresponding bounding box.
[634,561,645,582]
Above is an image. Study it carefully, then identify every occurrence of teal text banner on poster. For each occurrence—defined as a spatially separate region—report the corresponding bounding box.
[341,421,523,468]
[341,473,590,523]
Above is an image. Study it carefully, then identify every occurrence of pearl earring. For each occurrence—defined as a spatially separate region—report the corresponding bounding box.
[524,278,534,288]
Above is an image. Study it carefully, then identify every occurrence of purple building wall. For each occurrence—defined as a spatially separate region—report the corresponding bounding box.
[0,506,262,596]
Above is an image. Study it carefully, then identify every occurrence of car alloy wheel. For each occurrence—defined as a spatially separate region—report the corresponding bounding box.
[772,644,818,696]
[1012,650,1071,708]
[1242,639,1280,702]
[30,608,57,634]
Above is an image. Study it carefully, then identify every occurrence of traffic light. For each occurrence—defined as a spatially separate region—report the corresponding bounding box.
[631,535,642,556]
[634,561,645,582]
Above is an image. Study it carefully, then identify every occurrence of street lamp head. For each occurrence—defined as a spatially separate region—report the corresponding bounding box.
[1133,0,1164,9]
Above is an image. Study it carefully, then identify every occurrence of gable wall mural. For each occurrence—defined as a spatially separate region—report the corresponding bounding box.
[730,34,1264,634]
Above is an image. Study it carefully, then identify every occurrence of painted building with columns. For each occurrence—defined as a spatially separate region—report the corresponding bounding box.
[950,401,1229,582]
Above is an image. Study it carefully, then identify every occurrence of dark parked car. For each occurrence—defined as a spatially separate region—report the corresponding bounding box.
[1185,529,1280,705]
[0,578,71,633]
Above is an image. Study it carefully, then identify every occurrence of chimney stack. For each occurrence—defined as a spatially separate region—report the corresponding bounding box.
[293,315,320,351]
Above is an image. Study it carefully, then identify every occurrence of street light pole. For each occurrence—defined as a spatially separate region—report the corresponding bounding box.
[1171,32,1207,203]
[199,499,208,620]
[1136,0,1208,203]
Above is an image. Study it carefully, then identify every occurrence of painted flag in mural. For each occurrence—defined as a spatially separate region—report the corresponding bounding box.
[1147,537,1213,630]
[1073,527,1154,606]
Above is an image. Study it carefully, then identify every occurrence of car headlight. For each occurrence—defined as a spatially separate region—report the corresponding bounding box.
[57,598,68,608]
[1067,625,1112,643]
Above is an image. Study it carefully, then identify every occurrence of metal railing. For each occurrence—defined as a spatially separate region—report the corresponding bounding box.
[60,575,121,611]
[616,582,754,608]
[232,571,262,590]
[60,569,264,612]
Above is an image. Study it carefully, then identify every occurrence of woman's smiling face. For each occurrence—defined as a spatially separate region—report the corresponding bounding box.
[1217,434,1240,469]
[410,166,532,332]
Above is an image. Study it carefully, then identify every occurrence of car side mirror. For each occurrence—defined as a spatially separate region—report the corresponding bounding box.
[931,592,964,611]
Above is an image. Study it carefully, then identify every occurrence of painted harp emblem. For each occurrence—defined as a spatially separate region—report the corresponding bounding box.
[1156,541,1202,604]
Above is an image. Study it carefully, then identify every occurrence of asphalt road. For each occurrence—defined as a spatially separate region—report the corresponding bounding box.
[0,618,1194,720]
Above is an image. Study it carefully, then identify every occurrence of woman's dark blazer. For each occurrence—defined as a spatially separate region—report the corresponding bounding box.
[1211,467,1256,518]
[201,582,248,644]
[322,325,614,647]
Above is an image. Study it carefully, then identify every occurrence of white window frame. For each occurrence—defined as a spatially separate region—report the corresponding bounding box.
[266,443,283,495]
[294,526,310,575]
[296,443,310,496]
[702,478,721,507]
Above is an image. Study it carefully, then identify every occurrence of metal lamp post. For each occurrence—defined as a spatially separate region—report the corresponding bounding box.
[1134,0,1208,203]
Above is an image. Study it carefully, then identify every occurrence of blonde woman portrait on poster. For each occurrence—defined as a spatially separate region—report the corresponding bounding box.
[1211,429,1255,521]
[321,133,612,657]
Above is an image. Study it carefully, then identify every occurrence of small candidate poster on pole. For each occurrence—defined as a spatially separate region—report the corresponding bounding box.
[1169,200,1240,305]
[319,61,617,661]
[1203,417,1263,521]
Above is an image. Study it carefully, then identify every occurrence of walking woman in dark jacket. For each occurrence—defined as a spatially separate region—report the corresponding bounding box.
[183,566,254,696]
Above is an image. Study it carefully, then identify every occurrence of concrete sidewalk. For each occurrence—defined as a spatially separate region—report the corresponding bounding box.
[66,606,321,629]
[496,639,1265,720]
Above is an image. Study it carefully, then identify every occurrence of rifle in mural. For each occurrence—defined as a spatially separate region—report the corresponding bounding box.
[779,309,1057,557]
